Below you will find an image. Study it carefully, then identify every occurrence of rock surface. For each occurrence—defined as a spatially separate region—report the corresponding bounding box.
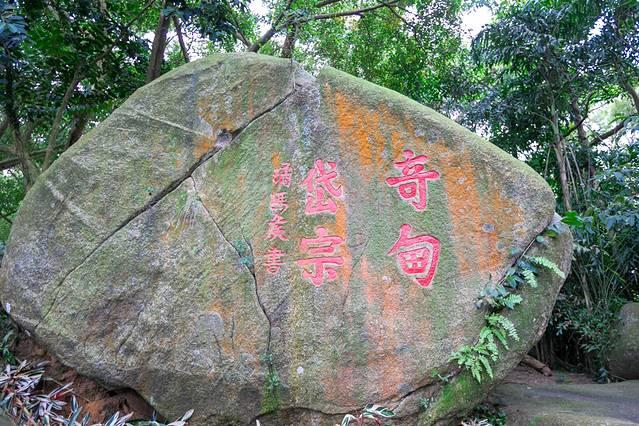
[491,381,639,425]
[0,54,571,425]
[609,302,639,380]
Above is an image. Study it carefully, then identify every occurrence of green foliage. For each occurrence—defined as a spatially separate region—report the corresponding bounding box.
[341,404,395,426]
[549,141,639,373]
[462,402,506,426]
[0,1,27,53]
[293,0,465,109]
[164,0,249,44]
[485,313,518,342]
[521,268,538,288]
[456,223,565,383]
[1,330,16,365]
[260,353,281,412]
[450,313,518,383]
[0,172,24,241]
[0,309,16,365]
[527,256,566,279]
[419,397,433,411]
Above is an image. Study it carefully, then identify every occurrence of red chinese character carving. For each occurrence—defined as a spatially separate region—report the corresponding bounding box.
[302,159,343,215]
[386,149,440,211]
[265,247,285,275]
[270,192,288,214]
[266,214,288,241]
[388,224,440,288]
[273,163,292,188]
[297,227,344,286]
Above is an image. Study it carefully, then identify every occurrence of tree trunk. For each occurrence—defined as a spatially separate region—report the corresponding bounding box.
[146,0,171,83]
[620,78,639,114]
[281,25,298,58]
[66,112,90,148]
[172,15,189,63]
[569,100,595,185]
[553,140,571,211]
[42,67,82,170]
[550,105,571,211]
[3,52,39,189]
[14,132,39,190]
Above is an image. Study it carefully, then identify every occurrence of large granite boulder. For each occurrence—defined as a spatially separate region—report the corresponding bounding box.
[0,54,571,425]
[608,302,639,380]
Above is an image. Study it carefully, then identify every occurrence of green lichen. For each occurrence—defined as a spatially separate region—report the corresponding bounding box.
[419,373,484,425]
[260,353,281,413]
[175,189,188,215]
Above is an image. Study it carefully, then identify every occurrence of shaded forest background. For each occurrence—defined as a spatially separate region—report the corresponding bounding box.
[0,0,637,379]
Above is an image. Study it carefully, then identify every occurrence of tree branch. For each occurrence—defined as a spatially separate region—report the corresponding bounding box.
[0,145,15,155]
[248,0,295,52]
[146,0,171,83]
[0,211,13,225]
[304,1,399,22]
[0,119,7,140]
[248,0,400,53]
[315,0,345,7]
[281,24,298,58]
[228,11,251,47]
[42,66,82,171]
[0,145,66,172]
[66,112,90,148]
[172,15,190,63]
[593,120,626,144]
[125,0,158,29]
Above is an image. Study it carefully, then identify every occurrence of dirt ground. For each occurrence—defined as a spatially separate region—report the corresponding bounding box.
[502,364,595,386]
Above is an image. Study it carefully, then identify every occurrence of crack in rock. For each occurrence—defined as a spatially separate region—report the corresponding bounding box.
[192,177,273,354]
[35,76,297,332]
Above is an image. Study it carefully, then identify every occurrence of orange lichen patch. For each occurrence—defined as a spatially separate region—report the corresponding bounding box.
[271,151,281,170]
[333,91,387,182]
[440,150,486,277]
[247,80,255,118]
[205,299,260,357]
[483,178,524,270]
[194,95,238,157]
[367,113,386,177]
[334,204,352,288]
[361,257,376,306]
[193,136,216,159]
[482,186,507,271]
[362,267,404,399]
[321,365,357,408]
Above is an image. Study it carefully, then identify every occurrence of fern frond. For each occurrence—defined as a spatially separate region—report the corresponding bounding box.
[491,328,509,350]
[471,363,482,383]
[521,268,538,288]
[485,340,499,360]
[478,327,493,344]
[498,293,523,309]
[487,314,519,341]
[478,355,493,379]
[527,256,566,279]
